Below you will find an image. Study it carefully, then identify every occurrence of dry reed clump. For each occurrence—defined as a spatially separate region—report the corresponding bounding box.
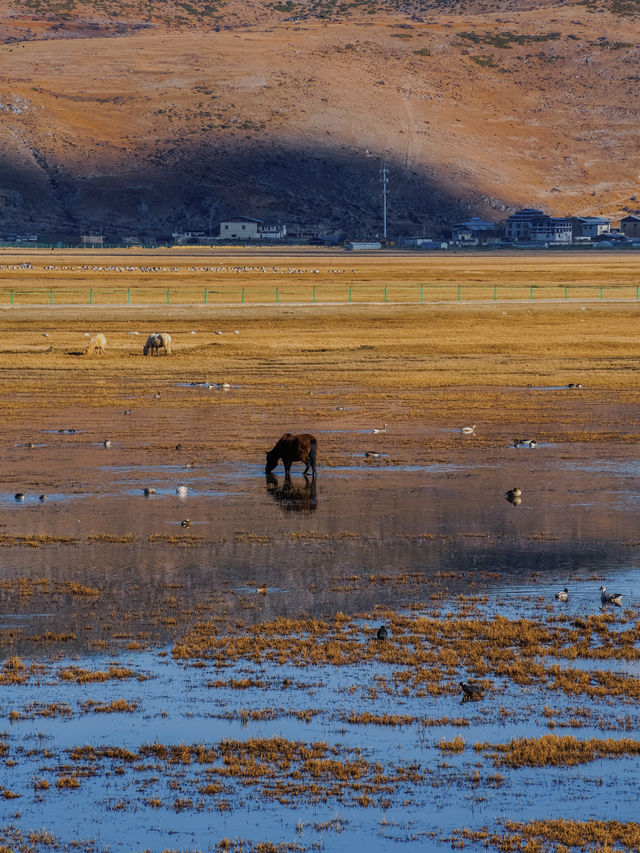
[0,577,98,596]
[476,734,640,767]
[59,665,137,683]
[0,534,80,548]
[61,737,424,807]
[502,819,640,850]
[80,698,138,713]
[0,657,29,685]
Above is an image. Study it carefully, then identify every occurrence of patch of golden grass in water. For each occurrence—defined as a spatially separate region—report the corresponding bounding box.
[172,611,640,701]
[476,734,640,767]
[63,737,424,808]
[80,698,138,713]
[59,665,138,683]
[454,819,640,851]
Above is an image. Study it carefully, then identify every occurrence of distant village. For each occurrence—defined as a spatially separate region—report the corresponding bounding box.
[2,209,640,250]
[211,210,640,250]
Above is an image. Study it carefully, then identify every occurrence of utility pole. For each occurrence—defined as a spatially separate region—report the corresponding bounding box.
[380,164,389,240]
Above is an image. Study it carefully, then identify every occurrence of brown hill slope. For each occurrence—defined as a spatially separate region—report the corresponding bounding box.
[0,0,639,240]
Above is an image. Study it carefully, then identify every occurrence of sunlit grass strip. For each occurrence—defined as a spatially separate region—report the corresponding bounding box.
[476,734,640,767]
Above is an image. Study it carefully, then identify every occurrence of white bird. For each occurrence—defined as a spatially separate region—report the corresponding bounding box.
[600,585,623,606]
[461,424,476,435]
[176,485,188,496]
[555,587,569,602]
[103,439,112,448]
[372,423,387,434]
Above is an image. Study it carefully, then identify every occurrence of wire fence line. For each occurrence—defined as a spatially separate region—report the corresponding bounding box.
[1,283,640,306]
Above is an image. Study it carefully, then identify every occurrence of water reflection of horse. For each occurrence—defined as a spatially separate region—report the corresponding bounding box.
[266,472,317,512]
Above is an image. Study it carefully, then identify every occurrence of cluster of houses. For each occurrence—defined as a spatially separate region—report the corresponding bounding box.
[447,210,640,247]
[215,211,640,249]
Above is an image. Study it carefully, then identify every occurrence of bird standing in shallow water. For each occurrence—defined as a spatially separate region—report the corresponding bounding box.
[600,585,623,606]
[460,424,476,435]
[372,423,387,434]
[555,587,569,602]
[460,681,483,702]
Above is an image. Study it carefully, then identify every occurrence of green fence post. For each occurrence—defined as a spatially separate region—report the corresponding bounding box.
[276,288,279,304]
[384,285,388,303]
[457,284,461,302]
[10,290,13,306]
[349,285,352,303]
[565,285,568,300]
[493,285,497,301]
[312,286,316,304]
[166,288,170,304]
[637,285,639,300]
[89,289,93,305]
[530,285,533,301]
[204,288,207,305]
[600,286,603,300]
[241,288,245,304]
[50,288,53,305]
[127,288,131,305]
[421,285,424,303]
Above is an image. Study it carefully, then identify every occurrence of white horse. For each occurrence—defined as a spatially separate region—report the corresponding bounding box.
[85,333,106,355]
[143,332,172,356]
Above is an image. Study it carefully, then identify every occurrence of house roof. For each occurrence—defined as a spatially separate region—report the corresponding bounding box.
[221,216,264,224]
[453,217,497,230]
[621,215,640,223]
[573,216,611,224]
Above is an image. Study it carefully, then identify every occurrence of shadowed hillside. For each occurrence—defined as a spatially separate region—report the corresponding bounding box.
[0,0,639,240]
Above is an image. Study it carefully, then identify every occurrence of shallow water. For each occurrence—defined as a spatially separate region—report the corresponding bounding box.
[1,435,640,851]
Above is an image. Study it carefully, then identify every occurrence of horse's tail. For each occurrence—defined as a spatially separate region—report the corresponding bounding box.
[309,436,317,477]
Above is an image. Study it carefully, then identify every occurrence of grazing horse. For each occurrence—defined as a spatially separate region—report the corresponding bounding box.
[143,332,172,356]
[265,433,317,478]
[85,333,106,355]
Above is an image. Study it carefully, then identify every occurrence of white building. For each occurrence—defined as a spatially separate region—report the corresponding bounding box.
[571,217,611,240]
[219,217,286,240]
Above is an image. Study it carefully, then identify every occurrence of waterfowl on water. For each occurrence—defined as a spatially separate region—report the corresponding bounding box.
[376,624,388,641]
[600,585,623,606]
[143,487,156,496]
[14,493,25,501]
[256,586,268,594]
[39,495,47,502]
[514,438,537,448]
[505,487,522,505]
[103,439,112,449]
[372,423,388,434]
[180,519,190,528]
[555,587,569,602]
[460,681,483,701]
[460,424,476,435]
[176,485,188,496]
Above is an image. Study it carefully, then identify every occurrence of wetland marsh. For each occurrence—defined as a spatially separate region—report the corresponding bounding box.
[1,250,640,852]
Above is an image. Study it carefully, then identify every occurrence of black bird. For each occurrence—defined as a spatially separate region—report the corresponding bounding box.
[460,681,483,702]
[376,625,388,641]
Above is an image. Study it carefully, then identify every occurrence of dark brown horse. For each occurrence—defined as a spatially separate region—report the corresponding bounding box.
[265,433,317,478]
